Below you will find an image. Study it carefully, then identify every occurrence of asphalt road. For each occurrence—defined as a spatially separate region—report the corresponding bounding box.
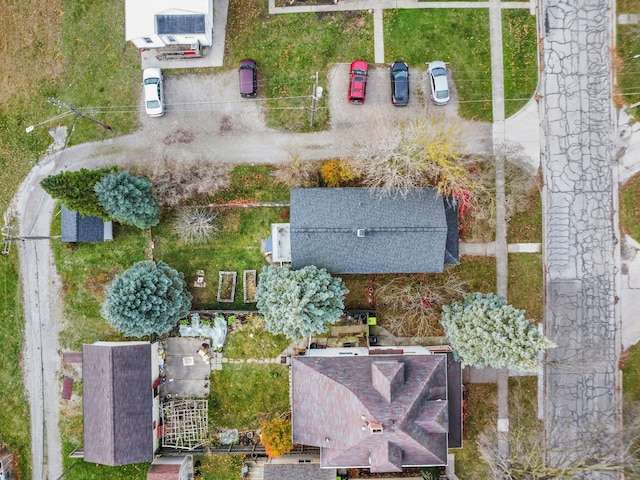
[16,65,491,479]
[539,0,622,476]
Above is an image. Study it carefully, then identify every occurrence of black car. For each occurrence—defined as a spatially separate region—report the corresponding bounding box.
[239,59,258,98]
[390,61,409,106]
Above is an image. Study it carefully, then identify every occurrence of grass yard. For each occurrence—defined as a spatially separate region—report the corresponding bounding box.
[502,9,539,117]
[507,187,543,243]
[620,172,640,242]
[197,455,245,480]
[0,0,139,475]
[458,256,498,293]
[454,383,496,479]
[508,253,543,322]
[156,165,290,310]
[52,165,288,349]
[616,0,640,115]
[454,376,538,479]
[51,210,148,350]
[226,0,373,131]
[0,254,30,480]
[623,342,640,404]
[208,364,290,431]
[223,314,291,360]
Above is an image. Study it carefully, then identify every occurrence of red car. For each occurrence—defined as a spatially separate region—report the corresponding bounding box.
[348,60,369,104]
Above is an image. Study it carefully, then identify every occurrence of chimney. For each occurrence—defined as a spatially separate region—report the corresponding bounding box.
[371,361,405,403]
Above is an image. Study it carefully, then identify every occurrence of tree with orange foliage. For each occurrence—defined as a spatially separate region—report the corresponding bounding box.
[260,418,293,458]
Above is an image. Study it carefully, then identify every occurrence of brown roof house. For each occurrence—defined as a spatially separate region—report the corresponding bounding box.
[291,349,462,473]
[147,455,193,480]
[82,341,161,466]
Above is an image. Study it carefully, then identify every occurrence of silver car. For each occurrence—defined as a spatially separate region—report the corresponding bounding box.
[143,67,164,117]
[427,60,450,105]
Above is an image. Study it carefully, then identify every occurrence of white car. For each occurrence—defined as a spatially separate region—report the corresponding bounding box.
[143,68,164,117]
[427,60,450,105]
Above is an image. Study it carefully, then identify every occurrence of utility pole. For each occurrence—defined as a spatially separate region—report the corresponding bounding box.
[310,72,319,128]
[48,97,113,131]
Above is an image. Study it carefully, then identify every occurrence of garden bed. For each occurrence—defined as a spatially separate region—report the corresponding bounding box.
[217,271,237,303]
[243,270,257,303]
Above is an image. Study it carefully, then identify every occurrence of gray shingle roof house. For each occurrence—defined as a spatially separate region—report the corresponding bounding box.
[264,463,336,480]
[289,188,459,274]
[61,205,112,243]
[291,352,462,473]
[83,342,159,466]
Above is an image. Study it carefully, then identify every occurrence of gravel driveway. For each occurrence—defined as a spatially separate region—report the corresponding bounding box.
[18,65,491,479]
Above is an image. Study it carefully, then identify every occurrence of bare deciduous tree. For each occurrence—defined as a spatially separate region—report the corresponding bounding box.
[272,148,320,188]
[478,394,639,479]
[353,116,474,198]
[375,271,467,338]
[145,157,232,207]
[173,207,219,244]
[463,142,539,242]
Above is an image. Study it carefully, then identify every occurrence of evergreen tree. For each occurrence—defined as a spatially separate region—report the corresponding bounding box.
[40,167,116,219]
[256,265,348,340]
[95,171,161,229]
[101,260,192,337]
[440,292,555,372]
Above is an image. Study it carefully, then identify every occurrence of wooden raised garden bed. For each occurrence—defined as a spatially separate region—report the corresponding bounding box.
[217,271,237,303]
[243,270,257,303]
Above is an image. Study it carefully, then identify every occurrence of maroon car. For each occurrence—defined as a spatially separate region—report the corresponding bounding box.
[239,59,258,98]
[348,60,369,104]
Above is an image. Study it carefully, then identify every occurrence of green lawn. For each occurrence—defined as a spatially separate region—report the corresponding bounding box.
[508,253,543,322]
[223,314,291,360]
[617,0,640,115]
[0,254,30,480]
[455,383,496,479]
[454,376,538,479]
[208,364,290,431]
[502,9,539,117]
[507,187,542,243]
[458,256,498,293]
[620,172,640,242]
[197,455,245,480]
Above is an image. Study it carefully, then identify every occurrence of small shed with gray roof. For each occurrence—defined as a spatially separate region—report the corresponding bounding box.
[289,188,459,274]
[61,205,112,243]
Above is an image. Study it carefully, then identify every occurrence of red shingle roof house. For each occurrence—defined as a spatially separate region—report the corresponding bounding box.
[291,350,462,473]
[82,341,161,466]
[147,455,193,480]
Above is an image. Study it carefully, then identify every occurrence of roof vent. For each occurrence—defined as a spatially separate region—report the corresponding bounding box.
[357,228,366,238]
[369,422,383,434]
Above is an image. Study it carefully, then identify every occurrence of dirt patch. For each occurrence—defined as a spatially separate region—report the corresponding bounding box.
[163,128,196,145]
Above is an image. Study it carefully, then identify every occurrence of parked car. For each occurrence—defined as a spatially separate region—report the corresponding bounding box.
[427,60,450,105]
[390,61,409,106]
[142,67,164,117]
[239,59,258,98]
[348,60,369,104]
